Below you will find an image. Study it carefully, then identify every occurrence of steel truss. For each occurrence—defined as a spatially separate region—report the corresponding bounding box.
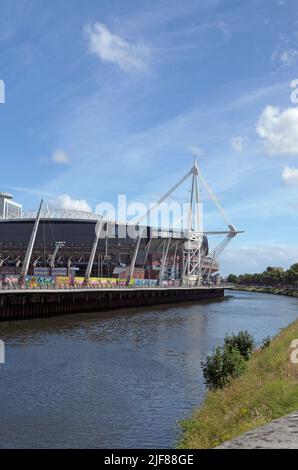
[127,157,243,286]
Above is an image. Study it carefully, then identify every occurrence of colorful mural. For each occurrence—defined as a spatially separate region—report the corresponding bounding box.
[0,274,164,289]
[25,276,55,288]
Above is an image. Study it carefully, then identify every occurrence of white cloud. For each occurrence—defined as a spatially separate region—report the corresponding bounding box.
[271,47,298,67]
[216,21,231,40]
[50,194,92,212]
[229,136,247,152]
[52,149,70,165]
[282,166,298,184]
[84,22,150,73]
[221,244,298,275]
[256,106,298,156]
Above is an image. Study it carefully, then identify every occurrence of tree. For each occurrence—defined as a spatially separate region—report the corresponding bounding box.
[285,268,298,286]
[224,330,254,361]
[289,263,298,272]
[201,346,247,390]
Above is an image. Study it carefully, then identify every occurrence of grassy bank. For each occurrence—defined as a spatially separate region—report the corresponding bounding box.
[179,319,298,448]
[231,286,298,297]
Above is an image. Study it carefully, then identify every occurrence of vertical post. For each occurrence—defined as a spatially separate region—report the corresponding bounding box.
[19,199,43,285]
[181,243,187,286]
[50,241,65,269]
[194,173,202,286]
[143,238,152,265]
[187,171,195,237]
[158,238,171,286]
[67,258,72,274]
[171,241,178,279]
[84,217,104,284]
[182,169,195,286]
[206,253,216,283]
[127,231,143,285]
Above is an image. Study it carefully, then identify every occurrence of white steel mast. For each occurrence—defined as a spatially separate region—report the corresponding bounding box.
[84,217,105,283]
[19,199,44,285]
[126,158,242,286]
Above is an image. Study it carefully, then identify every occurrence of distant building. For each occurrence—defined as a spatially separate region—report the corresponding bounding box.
[0,193,22,219]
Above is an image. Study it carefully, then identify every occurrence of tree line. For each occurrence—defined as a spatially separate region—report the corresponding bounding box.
[227,264,298,287]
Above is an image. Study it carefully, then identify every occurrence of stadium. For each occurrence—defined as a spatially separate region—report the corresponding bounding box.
[0,192,217,286]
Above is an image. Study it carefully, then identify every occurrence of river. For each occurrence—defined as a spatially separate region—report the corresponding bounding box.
[0,290,297,448]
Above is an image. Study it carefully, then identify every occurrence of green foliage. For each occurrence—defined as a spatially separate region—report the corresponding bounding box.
[285,267,298,285]
[224,330,254,361]
[228,263,298,287]
[261,335,271,349]
[227,274,237,283]
[201,345,247,390]
[290,263,298,272]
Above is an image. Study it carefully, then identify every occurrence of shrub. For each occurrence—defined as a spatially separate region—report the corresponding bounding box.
[201,346,247,390]
[261,335,271,349]
[224,330,254,361]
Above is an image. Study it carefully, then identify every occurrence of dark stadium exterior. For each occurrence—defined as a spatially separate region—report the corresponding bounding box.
[0,211,211,279]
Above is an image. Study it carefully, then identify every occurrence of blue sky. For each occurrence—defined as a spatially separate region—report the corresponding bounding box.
[1,0,298,274]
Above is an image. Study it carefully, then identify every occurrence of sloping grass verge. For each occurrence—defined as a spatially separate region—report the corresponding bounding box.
[179,319,298,448]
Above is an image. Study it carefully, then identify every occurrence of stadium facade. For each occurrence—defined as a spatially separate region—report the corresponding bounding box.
[0,193,218,283]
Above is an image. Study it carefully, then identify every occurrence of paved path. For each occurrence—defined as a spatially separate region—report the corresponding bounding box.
[217,411,298,449]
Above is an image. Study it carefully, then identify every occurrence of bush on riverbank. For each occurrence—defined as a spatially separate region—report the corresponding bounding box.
[224,330,254,361]
[261,335,271,350]
[179,319,298,448]
[201,331,254,390]
[202,346,247,390]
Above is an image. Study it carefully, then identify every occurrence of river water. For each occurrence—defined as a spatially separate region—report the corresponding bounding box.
[0,290,297,449]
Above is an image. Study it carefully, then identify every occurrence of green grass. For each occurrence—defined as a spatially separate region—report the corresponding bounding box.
[178,319,298,448]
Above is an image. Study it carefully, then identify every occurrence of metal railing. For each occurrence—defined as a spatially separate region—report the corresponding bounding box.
[0,280,219,291]
[0,284,176,291]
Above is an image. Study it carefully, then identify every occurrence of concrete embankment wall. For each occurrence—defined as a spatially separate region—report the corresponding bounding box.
[0,287,224,321]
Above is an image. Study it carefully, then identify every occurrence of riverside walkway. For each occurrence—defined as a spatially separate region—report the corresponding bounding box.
[217,411,298,449]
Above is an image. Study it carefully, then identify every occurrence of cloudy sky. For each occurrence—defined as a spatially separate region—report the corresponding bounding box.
[0,0,298,274]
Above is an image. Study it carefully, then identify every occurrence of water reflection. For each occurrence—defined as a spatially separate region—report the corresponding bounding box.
[0,291,297,448]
